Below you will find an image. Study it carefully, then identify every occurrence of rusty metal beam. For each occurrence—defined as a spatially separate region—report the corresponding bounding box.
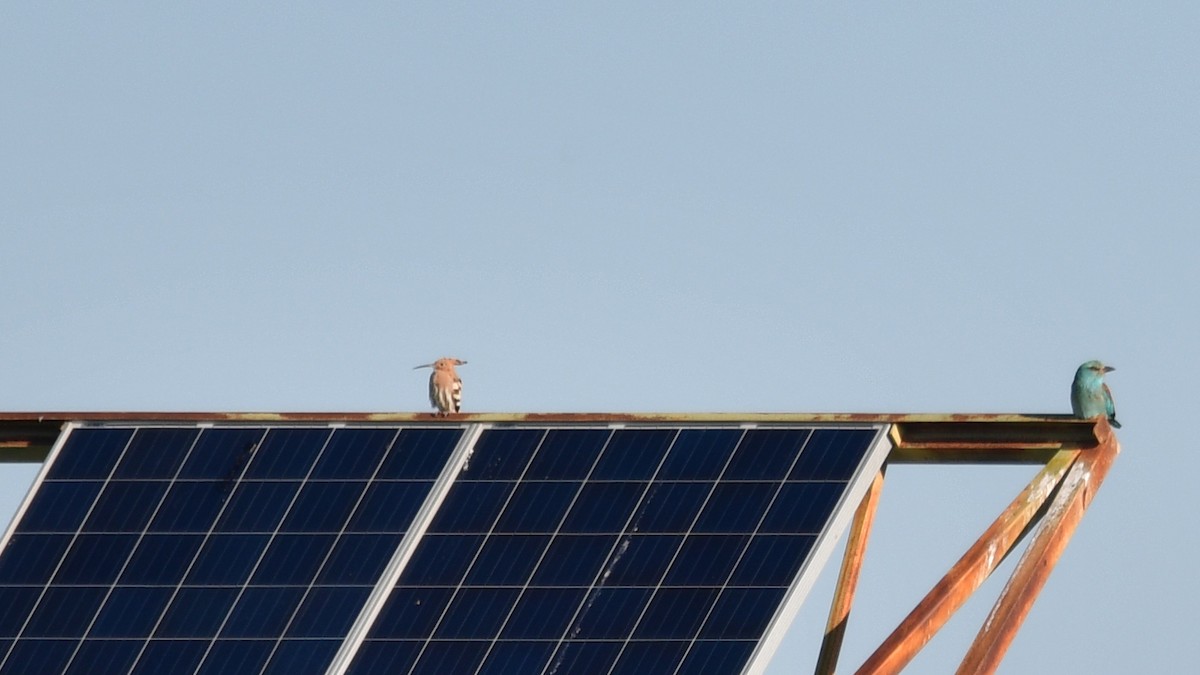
[815,468,887,675]
[853,449,1080,675]
[956,422,1120,674]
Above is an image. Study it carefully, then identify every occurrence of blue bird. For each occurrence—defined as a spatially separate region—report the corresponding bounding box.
[1071,360,1121,428]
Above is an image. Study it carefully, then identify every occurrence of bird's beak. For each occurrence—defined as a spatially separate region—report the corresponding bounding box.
[413,363,433,370]
[1103,365,1115,372]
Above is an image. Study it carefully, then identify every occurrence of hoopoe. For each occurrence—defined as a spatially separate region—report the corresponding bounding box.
[414,358,466,415]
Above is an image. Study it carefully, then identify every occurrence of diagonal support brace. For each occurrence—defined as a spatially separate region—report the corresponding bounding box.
[956,424,1120,674]
[854,449,1079,675]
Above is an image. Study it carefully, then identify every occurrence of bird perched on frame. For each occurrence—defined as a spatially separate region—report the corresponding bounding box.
[1070,360,1121,428]
[414,358,466,415]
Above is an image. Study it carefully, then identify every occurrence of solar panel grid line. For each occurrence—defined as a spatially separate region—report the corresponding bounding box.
[665,429,819,675]
[406,427,555,675]
[325,424,479,675]
[589,428,751,675]
[541,428,685,675]
[739,427,890,675]
[467,429,618,675]
[58,427,206,675]
[189,427,338,674]
[121,426,271,675]
[254,427,402,675]
[0,425,139,673]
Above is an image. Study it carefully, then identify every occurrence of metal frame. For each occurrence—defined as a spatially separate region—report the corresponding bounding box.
[0,413,1117,675]
[814,419,1120,675]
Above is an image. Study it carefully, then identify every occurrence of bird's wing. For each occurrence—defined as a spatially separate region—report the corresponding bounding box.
[1103,382,1119,425]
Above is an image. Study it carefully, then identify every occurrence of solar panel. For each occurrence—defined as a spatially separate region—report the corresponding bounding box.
[0,421,888,675]
[0,425,465,675]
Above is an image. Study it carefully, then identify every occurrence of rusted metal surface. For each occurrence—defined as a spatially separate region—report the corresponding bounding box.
[815,468,887,675]
[956,421,1120,674]
[0,411,1085,425]
[853,449,1080,675]
[0,421,63,462]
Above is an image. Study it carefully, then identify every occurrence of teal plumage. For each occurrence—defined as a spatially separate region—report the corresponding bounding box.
[1071,360,1121,428]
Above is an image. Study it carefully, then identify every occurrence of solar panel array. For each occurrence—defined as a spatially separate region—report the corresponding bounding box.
[0,422,885,675]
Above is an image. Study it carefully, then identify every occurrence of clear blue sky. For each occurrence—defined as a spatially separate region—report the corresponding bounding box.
[2,3,1196,672]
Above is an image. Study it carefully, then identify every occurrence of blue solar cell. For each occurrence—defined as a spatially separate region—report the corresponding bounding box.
[459,428,543,480]
[427,481,514,533]
[434,587,522,639]
[0,535,72,584]
[251,534,337,585]
[148,481,226,533]
[0,587,40,637]
[635,587,719,639]
[286,586,372,638]
[570,587,652,639]
[45,428,134,480]
[605,535,682,586]
[216,481,300,532]
[346,641,421,674]
[611,640,690,674]
[243,428,331,479]
[412,640,489,675]
[561,482,645,533]
[548,640,623,675]
[24,586,106,637]
[631,482,709,532]
[0,638,76,674]
[195,639,273,675]
[790,428,876,480]
[221,587,305,638]
[345,481,432,532]
[590,429,676,480]
[371,588,454,639]
[120,534,204,585]
[113,428,199,479]
[185,534,269,585]
[730,535,816,586]
[177,427,266,480]
[260,639,341,675]
[760,482,846,534]
[523,428,611,480]
[399,534,485,586]
[530,534,616,586]
[15,482,103,533]
[477,640,556,675]
[130,640,207,674]
[701,587,787,640]
[692,482,776,533]
[465,535,550,586]
[156,587,239,638]
[309,428,397,479]
[88,587,173,638]
[723,429,811,480]
[375,427,463,479]
[54,533,137,584]
[82,481,168,532]
[500,587,588,639]
[677,640,756,675]
[657,428,743,480]
[492,481,578,532]
[64,639,141,675]
[281,481,367,532]
[315,533,403,585]
[663,535,749,586]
